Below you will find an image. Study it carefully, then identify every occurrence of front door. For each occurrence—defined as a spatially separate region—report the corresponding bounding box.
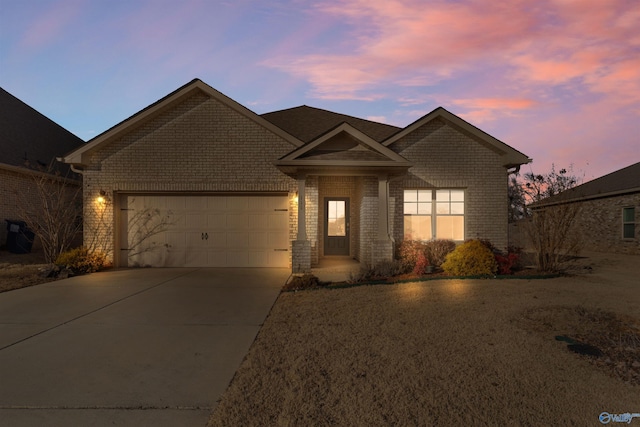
[324,198,349,255]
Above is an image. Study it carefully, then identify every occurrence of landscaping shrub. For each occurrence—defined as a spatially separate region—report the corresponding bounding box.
[349,260,405,283]
[55,247,107,275]
[424,239,456,267]
[396,240,427,273]
[441,239,498,276]
[413,252,430,276]
[495,253,520,275]
[283,274,323,291]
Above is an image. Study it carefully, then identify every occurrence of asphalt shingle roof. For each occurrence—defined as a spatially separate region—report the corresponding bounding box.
[0,87,84,172]
[261,105,401,143]
[539,161,640,205]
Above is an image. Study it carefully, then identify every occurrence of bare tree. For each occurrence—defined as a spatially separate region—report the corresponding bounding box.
[521,165,583,272]
[84,194,176,264]
[13,165,82,263]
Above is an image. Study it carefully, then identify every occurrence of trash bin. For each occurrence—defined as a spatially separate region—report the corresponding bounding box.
[4,220,35,254]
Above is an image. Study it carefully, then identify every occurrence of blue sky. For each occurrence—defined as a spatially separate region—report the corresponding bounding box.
[1,0,639,181]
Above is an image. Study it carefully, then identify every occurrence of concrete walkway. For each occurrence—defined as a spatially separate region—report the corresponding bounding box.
[0,267,288,427]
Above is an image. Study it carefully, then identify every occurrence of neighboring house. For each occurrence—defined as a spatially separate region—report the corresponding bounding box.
[0,88,84,248]
[60,79,531,272]
[532,162,640,255]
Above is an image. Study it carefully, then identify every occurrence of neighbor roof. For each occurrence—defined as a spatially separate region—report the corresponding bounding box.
[262,105,401,143]
[0,87,84,172]
[537,161,640,206]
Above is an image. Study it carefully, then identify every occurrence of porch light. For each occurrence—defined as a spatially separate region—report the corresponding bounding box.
[293,191,299,203]
[96,190,107,205]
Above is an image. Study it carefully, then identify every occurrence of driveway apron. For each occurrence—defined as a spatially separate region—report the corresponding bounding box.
[0,267,287,427]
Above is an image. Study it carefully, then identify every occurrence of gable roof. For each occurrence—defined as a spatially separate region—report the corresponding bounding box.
[60,79,303,168]
[383,107,531,168]
[262,105,400,143]
[275,122,412,177]
[0,87,84,173]
[537,162,640,206]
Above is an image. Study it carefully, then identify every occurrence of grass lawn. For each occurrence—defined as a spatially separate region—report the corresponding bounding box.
[208,253,640,426]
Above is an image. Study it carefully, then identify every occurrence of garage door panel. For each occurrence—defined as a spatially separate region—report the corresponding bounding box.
[208,214,226,229]
[227,214,248,230]
[268,213,288,229]
[248,214,269,230]
[227,197,248,210]
[124,195,289,267]
[227,232,248,249]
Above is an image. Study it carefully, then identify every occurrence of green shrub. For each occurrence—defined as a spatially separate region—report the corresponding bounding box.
[55,247,107,275]
[424,239,457,267]
[283,274,323,291]
[442,240,498,276]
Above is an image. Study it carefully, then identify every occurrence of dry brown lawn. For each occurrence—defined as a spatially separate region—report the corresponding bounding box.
[209,253,640,426]
[0,249,55,293]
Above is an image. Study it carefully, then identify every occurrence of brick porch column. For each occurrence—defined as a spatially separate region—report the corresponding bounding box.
[293,175,311,273]
[372,175,393,264]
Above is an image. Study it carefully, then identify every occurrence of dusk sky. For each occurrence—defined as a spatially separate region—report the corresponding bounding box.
[1,0,639,182]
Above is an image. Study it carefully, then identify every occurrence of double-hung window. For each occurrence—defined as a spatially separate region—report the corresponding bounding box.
[404,189,465,241]
[623,207,635,239]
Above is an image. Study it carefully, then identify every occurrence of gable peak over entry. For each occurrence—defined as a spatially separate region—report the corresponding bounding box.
[275,122,412,178]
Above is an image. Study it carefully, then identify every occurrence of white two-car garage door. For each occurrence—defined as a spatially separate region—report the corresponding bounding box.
[121,195,290,267]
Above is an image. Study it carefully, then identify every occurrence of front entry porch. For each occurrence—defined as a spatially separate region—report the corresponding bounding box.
[311,256,361,283]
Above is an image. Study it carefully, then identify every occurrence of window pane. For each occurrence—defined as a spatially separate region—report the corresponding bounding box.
[404,215,432,240]
[451,202,464,215]
[328,201,346,236]
[418,202,432,214]
[436,202,449,214]
[450,190,464,202]
[404,190,417,202]
[418,189,431,202]
[436,216,464,240]
[623,223,635,239]
[623,207,635,222]
[404,202,417,215]
[436,190,450,202]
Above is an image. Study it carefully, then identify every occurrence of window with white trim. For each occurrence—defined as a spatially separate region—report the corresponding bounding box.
[623,207,635,239]
[404,189,464,241]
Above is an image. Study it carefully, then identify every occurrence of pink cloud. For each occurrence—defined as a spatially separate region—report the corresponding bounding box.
[265,0,639,112]
[19,0,86,50]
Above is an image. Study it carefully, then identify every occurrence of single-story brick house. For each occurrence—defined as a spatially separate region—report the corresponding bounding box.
[532,162,639,255]
[60,79,531,271]
[0,87,84,248]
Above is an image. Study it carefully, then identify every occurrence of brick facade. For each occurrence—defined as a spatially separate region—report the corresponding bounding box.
[572,194,639,254]
[81,91,297,262]
[69,81,526,270]
[389,118,510,250]
[1,166,81,250]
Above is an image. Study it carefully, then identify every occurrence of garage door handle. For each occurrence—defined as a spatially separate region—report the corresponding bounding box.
[201,233,209,240]
[274,248,288,252]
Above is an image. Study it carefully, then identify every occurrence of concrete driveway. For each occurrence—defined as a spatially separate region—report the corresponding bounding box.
[0,267,288,427]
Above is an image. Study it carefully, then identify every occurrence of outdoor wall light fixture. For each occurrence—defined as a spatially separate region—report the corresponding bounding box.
[97,190,107,205]
[293,191,299,203]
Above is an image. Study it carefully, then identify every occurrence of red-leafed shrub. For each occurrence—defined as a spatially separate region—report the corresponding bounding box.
[495,253,520,275]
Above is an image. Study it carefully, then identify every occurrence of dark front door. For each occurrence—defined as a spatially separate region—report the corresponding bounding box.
[324,198,349,255]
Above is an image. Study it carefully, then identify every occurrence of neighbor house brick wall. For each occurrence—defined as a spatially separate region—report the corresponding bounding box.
[82,91,297,263]
[573,193,640,255]
[1,166,81,250]
[389,118,510,249]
